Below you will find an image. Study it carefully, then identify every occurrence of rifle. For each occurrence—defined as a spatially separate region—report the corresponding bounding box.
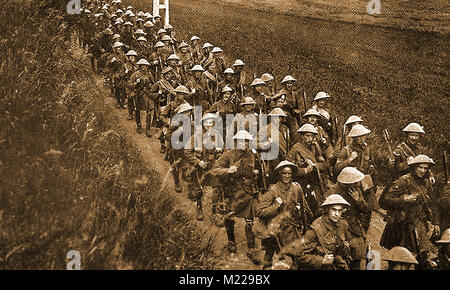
[333,116,339,146]
[255,151,268,194]
[443,151,448,183]
[383,129,393,155]
[302,90,307,113]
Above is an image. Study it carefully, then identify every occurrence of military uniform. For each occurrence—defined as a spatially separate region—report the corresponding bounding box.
[185,75,213,109]
[128,67,153,133]
[390,141,429,179]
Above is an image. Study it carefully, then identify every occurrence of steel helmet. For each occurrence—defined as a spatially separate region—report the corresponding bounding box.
[116,9,123,13]
[167,54,180,61]
[223,68,235,74]
[114,20,122,26]
[154,41,165,48]
[383,247,418,264]
[261,73,274,82]
[125,50,137,56]
[174,85,190,95]
[135,29,146,35]
[407,155,435,166]
[202,42,213,49]
[164,24,174,30]
[136,59,150,66]
[268,108,287,117]
[137,11,144,17]
[154,15,161,19]
[435,228,450,244]
[129,12,135,17]
[190,35,200,42]
[137,36,147,42]
[402,122,425,134]
[221,86,233,93]
[115,17,124,23]
[303,108,322,118]
[136,18,144,23]
[112,41,124,48]
[344,115,363,126]
[157,28,167,35]
[240,96,256,106]
[297,124,319,135]
[144,21,154,28]
[250,78,266,87]
[201,113,219,122]
[145,13,153,19]
[124,21,133,26]
[281,75,296,84]
[126,5,133,10]
[211,47,223,53]
[104,28,113,35]
[274,160,298,173]
[337,167,365,184]
[177,103,194,113]
[314,91,331,101]
[233,130,254,141]
[233,59,245,66]
[178,41,189,49]
[162,67,173,75]
[348,124,371,138]
[321,194,350,207]
[191,65,205,72]
[124,10,131,16]
[161,35,172,42]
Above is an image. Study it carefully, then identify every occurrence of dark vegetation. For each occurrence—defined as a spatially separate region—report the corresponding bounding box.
[0,0,215,269]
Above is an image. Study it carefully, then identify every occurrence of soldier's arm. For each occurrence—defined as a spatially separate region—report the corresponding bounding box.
[334,147,351,175]
[208,152,231,176]
[381,177,410,208]
[255,186,279,219]
[295,229,325,269]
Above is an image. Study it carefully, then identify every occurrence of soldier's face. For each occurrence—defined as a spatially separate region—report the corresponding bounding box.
[280,167,293,184]
[302,133,315,146]
[180,47,188,53]
[222,92,231,101]
[354,135,367,146]
[317,99,326,107]
[307,116,318,125]
[391,263,412,270]
[194,71,202,78]
[276,98,285,108]
[284,81,294,90]
[128,56,136,62]
[226,74,233,81]
[407,133,420,145]
[414,164,429,178]
[328,205,345,223]
[255,85,265,93]
[244,104,253,112]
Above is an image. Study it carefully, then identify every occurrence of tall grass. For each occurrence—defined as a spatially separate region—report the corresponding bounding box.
[0,0,216,269]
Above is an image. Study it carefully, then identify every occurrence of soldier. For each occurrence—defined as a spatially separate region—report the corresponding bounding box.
[124,49,138,120]
[153,15,163,32]
[162,96,193,193]
[261,73,276,96]
[164,23,178,49]
[388,122,430,180]
[379,155,441,269]
[178,41,194,73]
[185,113,224,221]
[110,41,128,109]
[161,35,175,54]
[135,36,150,60]
[341,115,363,149]
[257,108,291,184]
[217,68,237,93]
[326,167,375,269]
[209,130,260,263]
[143,21,156,47]
[249,78,270,115]
[166,54,185,84]
[311,91,337,146]
[200,42,214,66]
[207,86,236,137]
[255,161,313,269]
[282,194,352,270]
[435,228,450,270]
[189,35,202,63]
[438,181,450,231]
[150,41,171,79]
[232,59,250,88]
[286,124,329,216]
[128,59,153,134]
[276,75,301,125]
[205,47,226,81]
[302,108,332,161]
[185,65,213,109]
[122,22,134,49]
[226,97,259,149]
[382,246,419,270]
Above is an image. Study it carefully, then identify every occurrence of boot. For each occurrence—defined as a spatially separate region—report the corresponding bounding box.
[146,123,151,137]
[128,112,133,120]
[136,124,143,134]
[246,248,261,265]
[196,201,204,221]
[173,171,182,193]
[224,218,236,253]
[226,241,237,253]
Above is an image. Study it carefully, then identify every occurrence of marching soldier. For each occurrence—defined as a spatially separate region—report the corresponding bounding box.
[326,167,375,269]
[232,59,250,88]
[388,122,430,180]
[341,115,363,149]
[178,41,194,72]
[379,155,440,269]
[205,47,226,81]
[282,194,353,270]
[185,65,213,108]
[124,49,138,120]
[188,35,202,63]
[311,91,338,146]
[200,42,214,66]
[258,108,291,184]
[302,108,333,161]
[276,75,300,122]
[218,68,238,94]
[185,113,224,221]
[249,78,270,115]
[110,41,128,109]
[286,124,329,216]
[127,58,153,134]
[255,161,313,269]
[166,54,185,84]
[261,73,276,96]
[209,130,261,263]
[226,97,259,149]
[207,85,236,137]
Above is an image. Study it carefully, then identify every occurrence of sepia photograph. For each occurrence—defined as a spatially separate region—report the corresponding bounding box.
[0,0,448,278]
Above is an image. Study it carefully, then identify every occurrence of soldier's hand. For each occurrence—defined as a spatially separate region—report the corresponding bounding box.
[228,165,238,174]
[306,159,316,168]
[348,187,361,201]
[215,147,223,153]
[253,169,259,175]
[199,160,208,169]
[429,176,436,184]
[349,151,358,161]
[276,197,283,205]
[322,254,334,265]
[403,194,418,203]
[320,137,327,144]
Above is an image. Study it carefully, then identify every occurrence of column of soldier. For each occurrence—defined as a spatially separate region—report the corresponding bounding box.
[76,0,449,270]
